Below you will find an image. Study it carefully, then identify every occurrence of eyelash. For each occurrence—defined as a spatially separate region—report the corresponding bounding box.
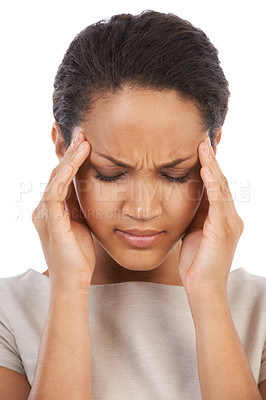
[94,172,192,184]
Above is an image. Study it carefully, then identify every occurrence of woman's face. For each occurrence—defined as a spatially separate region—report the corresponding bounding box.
[73,86,207,279]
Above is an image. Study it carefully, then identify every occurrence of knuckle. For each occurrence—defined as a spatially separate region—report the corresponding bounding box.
[31,208,37,224]
[31,206,43,227]
[50,167,59,180]
[215,197,225,210]
[238,217,244,233]
[222,185,232,199]
[230,216,244,236]
[220,175,232,198]
[50,160,68,182]
[43,188,54,203]
[221,173,229,187]
[68,161,74,170]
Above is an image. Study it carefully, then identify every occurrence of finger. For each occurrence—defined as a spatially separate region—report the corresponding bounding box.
[202,136,235,201]
[42,138,91,231]
[199,136,244,236]
[64,181,86,224]
[206,141,244,234]
[199,136,237,214]
[198,136,226,230]
[185,185,209,234]
[48,131,85,184]
[48,140,90,200]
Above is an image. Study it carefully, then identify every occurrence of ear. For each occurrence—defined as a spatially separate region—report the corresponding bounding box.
[51,121,68,160]
[212,127,222,156]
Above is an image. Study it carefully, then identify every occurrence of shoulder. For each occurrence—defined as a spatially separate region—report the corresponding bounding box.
[228,267,266,306]
[0,269,49,315]
[0,269,32,299]
[229,267,266,291]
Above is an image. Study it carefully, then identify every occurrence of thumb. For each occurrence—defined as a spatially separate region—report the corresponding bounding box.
[64,181,87,224]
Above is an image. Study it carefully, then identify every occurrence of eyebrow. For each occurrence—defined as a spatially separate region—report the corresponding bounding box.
[94,152,194,169]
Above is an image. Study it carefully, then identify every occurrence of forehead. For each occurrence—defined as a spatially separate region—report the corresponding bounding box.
[81,87,206,153]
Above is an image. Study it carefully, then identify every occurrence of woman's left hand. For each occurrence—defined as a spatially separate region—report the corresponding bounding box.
[178,135,244,296]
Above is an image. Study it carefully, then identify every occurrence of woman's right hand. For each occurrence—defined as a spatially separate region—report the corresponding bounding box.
[31,132,96,291]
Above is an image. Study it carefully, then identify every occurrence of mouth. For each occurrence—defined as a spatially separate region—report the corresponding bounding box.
[115,229,164,248]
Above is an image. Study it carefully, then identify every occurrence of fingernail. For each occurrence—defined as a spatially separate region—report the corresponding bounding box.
[204,144,209,154]
[62,165,71,174]
[74,132,82,143]
[205,166,212,176]
[78,142,84,152]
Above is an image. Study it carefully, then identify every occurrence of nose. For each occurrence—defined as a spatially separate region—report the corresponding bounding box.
[122,177,162,220]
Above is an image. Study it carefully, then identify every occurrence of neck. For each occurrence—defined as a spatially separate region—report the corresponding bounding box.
[90,236,184,286]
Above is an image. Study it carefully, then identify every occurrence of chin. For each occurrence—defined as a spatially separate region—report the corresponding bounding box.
[110,247,169,272]
[118,262,160,272]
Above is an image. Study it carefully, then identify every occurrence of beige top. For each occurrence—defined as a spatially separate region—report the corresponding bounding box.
[0,267,265,399]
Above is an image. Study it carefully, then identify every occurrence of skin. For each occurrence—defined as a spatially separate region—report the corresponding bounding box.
[37,87,263,398]
[43,86,221,286]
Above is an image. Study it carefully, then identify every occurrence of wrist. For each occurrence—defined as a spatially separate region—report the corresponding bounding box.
[186,287,230,325]
[49,286,90,317]
[50,274,91,294]
[184,278,228,302]
[50,280,91,300]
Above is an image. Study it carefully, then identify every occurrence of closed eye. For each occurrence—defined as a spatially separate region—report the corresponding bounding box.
[94,172,192,184]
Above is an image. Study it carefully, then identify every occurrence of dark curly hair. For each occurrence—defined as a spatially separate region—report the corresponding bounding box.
[53,10,230,147]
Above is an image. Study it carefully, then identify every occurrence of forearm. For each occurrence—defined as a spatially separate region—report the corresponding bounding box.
[28,285,91,400]
[187,289,262,400]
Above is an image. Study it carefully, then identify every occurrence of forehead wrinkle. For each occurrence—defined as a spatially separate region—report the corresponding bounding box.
[93,149,195,170]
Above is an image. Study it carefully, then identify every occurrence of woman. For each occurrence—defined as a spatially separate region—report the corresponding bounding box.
[0,10,265,400]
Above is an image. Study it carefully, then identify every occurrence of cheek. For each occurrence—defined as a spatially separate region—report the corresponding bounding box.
[74,172,119,229]
[164,176,204,227]
[186,174,204,204]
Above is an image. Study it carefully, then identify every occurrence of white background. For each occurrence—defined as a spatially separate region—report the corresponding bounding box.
[0,0,265,279]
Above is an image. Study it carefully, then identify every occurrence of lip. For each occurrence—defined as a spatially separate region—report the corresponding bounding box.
[117,229,163,236]
[116,229,164,248]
